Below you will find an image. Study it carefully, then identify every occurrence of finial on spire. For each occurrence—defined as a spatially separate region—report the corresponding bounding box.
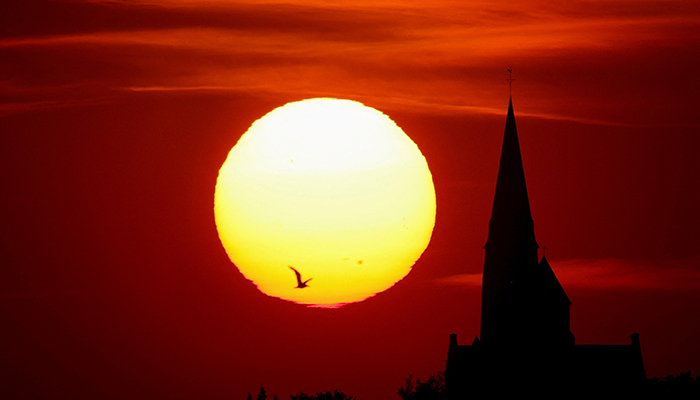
[506,68,515,97]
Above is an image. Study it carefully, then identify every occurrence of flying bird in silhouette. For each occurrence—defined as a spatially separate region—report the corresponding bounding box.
[289,266,312,288]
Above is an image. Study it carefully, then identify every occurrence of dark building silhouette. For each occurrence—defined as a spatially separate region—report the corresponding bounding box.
[445,99,645,398]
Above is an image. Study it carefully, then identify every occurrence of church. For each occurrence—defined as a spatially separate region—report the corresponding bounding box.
[444,99,646,398]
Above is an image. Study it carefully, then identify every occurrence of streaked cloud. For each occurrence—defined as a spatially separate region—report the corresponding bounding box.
[554,258,700,291]
[436,257,700,291]
[1,0,698,125]
[435,273,482,287]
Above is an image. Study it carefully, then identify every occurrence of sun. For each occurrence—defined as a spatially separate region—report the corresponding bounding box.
[214,98,436,307]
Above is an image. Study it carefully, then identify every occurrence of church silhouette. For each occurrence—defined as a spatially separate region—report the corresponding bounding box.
[445,99,646,398]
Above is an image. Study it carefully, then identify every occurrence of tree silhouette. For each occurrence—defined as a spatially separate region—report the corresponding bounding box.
[289,391,310,400]
[397,372,445,400]
[314,390,356,400]
[256,386,267,400]
[290,390,355,400]
[646,371,700,398]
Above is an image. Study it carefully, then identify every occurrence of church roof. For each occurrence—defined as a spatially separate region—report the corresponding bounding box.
[535,255,571,305]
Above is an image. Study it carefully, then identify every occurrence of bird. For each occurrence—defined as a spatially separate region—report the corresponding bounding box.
[289,266,312,288]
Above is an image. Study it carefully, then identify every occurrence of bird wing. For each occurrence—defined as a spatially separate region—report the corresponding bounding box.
[289,266,303,285]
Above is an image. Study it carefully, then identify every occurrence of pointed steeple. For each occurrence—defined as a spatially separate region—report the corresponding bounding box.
[485,98,537,250]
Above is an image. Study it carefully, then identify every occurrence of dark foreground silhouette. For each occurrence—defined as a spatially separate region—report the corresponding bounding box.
[290,390,356,400]
[245,371,699,400]
[396,370,700,400]
[248,386,355,400]
[644,372,700,399]
[397,372,445,400]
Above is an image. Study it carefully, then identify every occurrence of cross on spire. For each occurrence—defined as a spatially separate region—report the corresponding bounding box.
[506,68,515,96]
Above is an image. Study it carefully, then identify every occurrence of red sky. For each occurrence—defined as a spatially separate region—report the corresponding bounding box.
[2,1,700,399]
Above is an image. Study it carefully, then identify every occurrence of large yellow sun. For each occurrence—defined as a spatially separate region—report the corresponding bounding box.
[214,98,436,307]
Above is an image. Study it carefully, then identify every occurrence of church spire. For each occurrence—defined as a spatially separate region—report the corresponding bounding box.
[480,98,540,345]
[485,98,537,250]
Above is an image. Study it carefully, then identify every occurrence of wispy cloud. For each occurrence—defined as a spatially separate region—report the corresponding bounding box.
[1,0,698,125]
[435,273,482,287]
[554,258,700,291]
[436,257,700,291]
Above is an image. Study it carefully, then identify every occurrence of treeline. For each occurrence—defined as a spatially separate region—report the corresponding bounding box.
[395,371,700,399]
[248,370,699,399]
[396,372,444,400]
[246,372,443,400]
[644,371,700,398]
[246,387,355,400]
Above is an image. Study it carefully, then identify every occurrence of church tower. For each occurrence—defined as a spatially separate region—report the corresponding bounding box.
[480,98,573,347]
[445,97,644,399]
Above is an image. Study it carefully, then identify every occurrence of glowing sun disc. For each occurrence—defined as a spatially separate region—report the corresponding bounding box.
[214,98,436,307]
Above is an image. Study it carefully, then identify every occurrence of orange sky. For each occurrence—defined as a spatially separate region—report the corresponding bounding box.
[2,1,700,399]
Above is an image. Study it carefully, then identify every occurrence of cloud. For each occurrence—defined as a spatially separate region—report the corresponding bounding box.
[0,101,62,117]
[435,273,482,286]
[1,0,699,125]
[553,258,700,291]
[436,256,700,291]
